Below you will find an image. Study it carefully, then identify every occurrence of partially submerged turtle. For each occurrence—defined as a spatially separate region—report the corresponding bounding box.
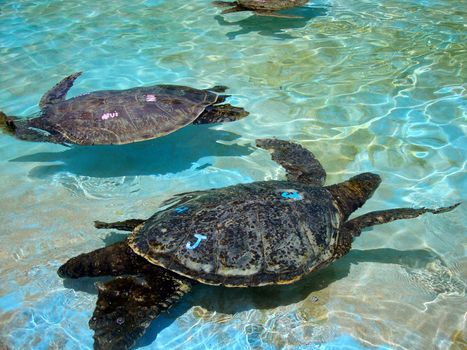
[0,72,248,145]
[58,139,459,350]
[213,0,309,18]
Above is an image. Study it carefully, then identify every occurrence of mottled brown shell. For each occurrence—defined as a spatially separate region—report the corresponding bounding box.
[39,85,220,145]
[128,181,341,287]
[238,0,308,11]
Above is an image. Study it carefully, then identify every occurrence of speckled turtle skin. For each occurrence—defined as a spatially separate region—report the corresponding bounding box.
[1,72,248,145]
[129,181,341,287]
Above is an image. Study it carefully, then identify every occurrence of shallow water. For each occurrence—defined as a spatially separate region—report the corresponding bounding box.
[0,0,465,349]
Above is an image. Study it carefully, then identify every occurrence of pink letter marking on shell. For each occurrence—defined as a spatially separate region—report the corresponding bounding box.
[101,111,119,120]
[146,94,156,102]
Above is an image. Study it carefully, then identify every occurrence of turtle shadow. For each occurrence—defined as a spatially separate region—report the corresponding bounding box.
[9,124,253,178]
[61,246,442,348]
[189,247,443,314]
[214,5,329,40]
[140,247,442,347]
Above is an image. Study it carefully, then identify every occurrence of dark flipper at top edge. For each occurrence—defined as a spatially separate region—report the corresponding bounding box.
[39,72,83,110]
[256,138,326,186]
[344,203,461,237]
[94,219,146,231]
[91,273,192,350]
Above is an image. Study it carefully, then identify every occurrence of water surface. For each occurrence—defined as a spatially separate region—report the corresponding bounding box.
[0,0,465,349]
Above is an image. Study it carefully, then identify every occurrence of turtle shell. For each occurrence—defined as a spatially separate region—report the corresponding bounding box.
[128,181,341,287]
[37,85,220,145]
[238,0,308,11]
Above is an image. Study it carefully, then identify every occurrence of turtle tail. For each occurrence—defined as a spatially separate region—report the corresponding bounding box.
[0,111,17,134]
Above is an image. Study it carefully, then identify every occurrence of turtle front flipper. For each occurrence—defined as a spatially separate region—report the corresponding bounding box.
[344,203,461,237]
[91,273,191,350]
[39,71,82,109]
[94,219,146,231]
[256,138,326,186]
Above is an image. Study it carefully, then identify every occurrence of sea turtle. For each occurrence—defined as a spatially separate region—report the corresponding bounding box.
[213,0,309,18]
[0,72,248,145]
[58,138,459,350]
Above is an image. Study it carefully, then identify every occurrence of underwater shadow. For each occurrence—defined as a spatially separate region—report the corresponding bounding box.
[215,6,329,40]
[142,247,442,347]
[10,124,252,178]
[191,247,443,314]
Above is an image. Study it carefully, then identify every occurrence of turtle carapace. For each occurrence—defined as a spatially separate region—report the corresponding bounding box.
[0,72,248,145]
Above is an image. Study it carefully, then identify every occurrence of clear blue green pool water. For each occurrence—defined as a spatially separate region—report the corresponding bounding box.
[0,0,465,349]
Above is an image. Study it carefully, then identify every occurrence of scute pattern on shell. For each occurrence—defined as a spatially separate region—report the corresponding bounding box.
[37,85,219,145]
[128,181,341,287]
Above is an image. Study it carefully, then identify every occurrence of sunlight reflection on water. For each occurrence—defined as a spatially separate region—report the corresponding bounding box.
[0,0,465,349]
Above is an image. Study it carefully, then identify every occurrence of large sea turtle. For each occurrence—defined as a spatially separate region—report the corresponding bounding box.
[0,72,248,145]
[58,138,459,350]
[213,0,309,18]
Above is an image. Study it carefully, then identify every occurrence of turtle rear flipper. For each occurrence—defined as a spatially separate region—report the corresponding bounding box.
[94,219,146,231]
[91,273,191,350]
[58,241,152,278]
[256,138,326,186]
[39,72,82,109]
[344,203,461,237]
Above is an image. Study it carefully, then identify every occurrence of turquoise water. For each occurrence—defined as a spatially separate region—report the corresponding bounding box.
[0,0,465,349]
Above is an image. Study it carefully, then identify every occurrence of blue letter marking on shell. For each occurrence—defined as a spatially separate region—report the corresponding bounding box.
[175,206,189,214]
[281,191,302,200]
[186,234,208,250]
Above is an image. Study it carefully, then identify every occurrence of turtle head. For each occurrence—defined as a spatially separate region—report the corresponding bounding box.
[0,111,17,134]
[327,172,382,220]
[193,104,249,124]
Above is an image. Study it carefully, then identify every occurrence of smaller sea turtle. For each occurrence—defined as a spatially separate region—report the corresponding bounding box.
[58,138,460,350]
[0,72,248,145]
[213,0,309,18]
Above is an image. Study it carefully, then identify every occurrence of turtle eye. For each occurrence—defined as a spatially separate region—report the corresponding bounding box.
[6,119,16,130]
